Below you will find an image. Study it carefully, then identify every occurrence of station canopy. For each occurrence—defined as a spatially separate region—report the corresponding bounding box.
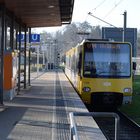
[0,0,74,27]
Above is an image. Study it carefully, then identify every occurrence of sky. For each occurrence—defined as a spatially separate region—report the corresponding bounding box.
[35,0,140,33]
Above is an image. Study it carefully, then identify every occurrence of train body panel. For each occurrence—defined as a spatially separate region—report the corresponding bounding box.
[79,77,132,105]
[65,39,132,108]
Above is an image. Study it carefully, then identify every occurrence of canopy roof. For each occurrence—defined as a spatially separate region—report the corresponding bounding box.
[1,0,74,27]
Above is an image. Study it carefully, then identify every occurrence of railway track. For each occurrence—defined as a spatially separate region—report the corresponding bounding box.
[92,110,140,140]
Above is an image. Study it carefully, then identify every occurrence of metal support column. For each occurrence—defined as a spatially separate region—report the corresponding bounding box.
[10,14,14,50]
[28,27,31,86]
[37,43,39,76]
[24,26,27,89]
[18,25,21,92]
[123,11,127,42]
[0,5,5,105]
[15,29,18,50]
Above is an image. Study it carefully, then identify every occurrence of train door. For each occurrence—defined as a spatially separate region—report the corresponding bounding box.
[77,51,82,93]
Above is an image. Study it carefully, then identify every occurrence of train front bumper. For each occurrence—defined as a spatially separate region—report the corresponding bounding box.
[91,92,123,107]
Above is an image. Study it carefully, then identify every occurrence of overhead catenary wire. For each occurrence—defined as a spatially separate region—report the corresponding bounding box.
[88,12,122,31]
[92,0,107,12]
[84,0,107,23]
[103,0,125,19]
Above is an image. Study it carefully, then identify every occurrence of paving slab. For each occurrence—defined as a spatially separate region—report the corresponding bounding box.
[0,71,106,140]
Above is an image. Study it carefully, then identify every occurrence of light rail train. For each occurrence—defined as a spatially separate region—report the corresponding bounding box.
[65,39,132,108]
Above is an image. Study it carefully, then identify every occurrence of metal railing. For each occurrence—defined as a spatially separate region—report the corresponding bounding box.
[69,112,120,140]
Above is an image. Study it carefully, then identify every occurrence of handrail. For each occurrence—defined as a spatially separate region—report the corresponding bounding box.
[69,112,120,140]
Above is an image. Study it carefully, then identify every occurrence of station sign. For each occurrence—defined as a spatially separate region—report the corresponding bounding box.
[17,34,40,43]
[17,34,25,42]
[29,34,40,42]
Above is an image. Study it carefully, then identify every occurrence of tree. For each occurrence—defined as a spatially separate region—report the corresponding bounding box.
[54,22,102,54]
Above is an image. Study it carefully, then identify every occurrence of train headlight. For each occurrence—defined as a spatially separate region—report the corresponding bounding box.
[82,87,91,92]
[123,88,132,93]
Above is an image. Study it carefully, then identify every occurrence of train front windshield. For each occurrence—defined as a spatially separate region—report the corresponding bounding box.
[83,42,131,78]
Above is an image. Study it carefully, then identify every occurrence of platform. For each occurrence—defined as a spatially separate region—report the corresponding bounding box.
[0,70,106,140]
